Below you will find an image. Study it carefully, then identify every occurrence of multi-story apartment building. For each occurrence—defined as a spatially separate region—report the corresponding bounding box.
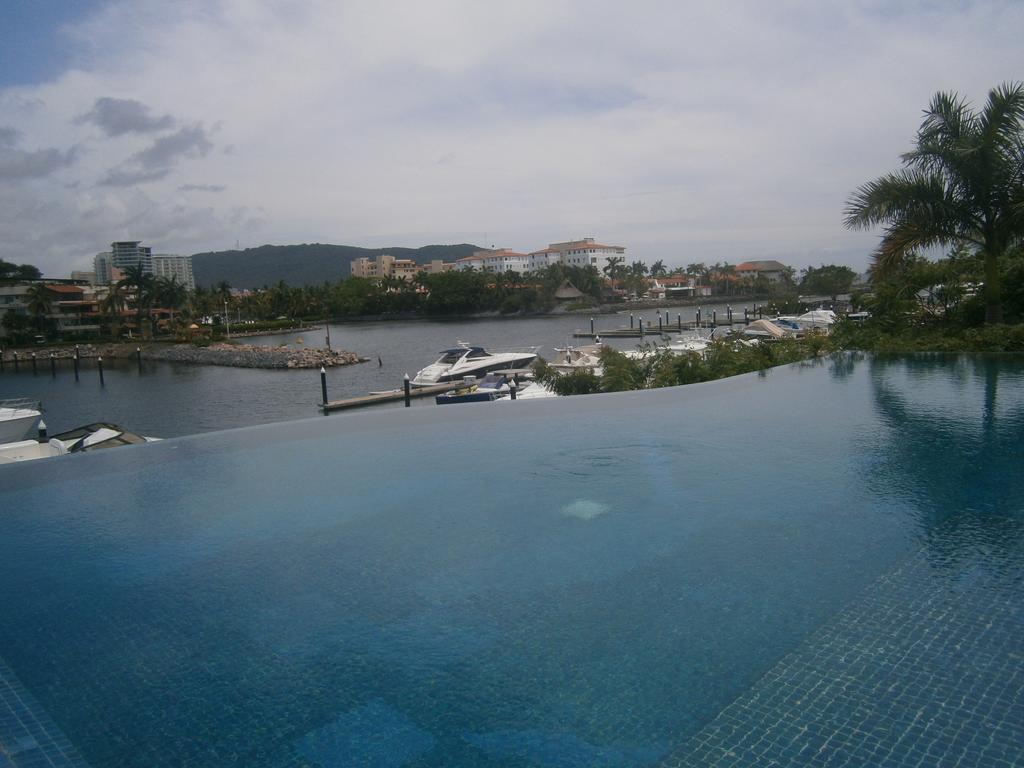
[70,270,96,284]
[541,238,626,271]
[454,249,532,273]
[94,242,194,289]
[454,239,627,274]
[350,254,452,281]
[151,254,196,291]
[0,280,102,340]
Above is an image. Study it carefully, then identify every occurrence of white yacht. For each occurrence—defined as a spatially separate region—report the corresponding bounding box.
[624,331,713,360]
[0,422,160,464]
[411,343,539,386]
[550,343,606,375]
[0,398,42,443]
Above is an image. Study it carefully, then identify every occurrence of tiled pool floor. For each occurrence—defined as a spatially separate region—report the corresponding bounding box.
[3,521,1021,768]
[0,656,88,768]
[663,518,1024,767]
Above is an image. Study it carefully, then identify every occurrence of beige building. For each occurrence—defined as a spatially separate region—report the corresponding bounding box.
[736,260,789,284]
[350,254,453,280]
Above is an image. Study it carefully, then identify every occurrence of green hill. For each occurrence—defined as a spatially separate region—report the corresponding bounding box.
[191,243,481,289]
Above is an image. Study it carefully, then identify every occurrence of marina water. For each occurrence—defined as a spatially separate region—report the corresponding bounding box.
[0,303,735,437]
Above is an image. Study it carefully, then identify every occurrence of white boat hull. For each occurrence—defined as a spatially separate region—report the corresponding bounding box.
[0,408,42,443]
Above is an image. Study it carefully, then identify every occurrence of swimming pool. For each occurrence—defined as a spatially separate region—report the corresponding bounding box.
[1,354,1021,767]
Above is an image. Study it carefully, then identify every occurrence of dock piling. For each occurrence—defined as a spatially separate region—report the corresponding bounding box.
[50,353,56,377]
[73,350,80,382]
[98,356,105,386]
[404,374,411,407]
[590,317,594,335]
[630,314,634,329]
[696,308,702,327]
[31,352,37,375]
[137,347,143,373]
[712,310,717,327]
[639,318,644,337]
[677,313,682,330]
[658,314,663,332]
[509,380,517,401]
[13,352,18,372]
[320,366,328,406]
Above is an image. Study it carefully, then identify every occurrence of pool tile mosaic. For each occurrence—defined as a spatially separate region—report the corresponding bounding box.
[661,523,1024,768]
[0,657,89,768]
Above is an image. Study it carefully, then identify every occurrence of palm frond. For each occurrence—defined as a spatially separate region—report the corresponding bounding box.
[978,82,1024,152]
[902,91,975,172]
[844,169,961,230]
[872,222,960,278]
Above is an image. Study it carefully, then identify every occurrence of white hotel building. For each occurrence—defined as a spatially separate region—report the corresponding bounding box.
[454,238,626,273]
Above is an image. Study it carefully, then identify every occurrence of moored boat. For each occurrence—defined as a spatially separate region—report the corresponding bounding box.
[412,342,539,386]
[0,398,42,443]
[0,422,160,464]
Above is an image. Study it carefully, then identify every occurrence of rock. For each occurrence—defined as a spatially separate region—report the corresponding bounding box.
[1,342,366,370]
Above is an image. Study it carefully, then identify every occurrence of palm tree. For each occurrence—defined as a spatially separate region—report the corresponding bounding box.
[101,283,127,338]
[844,82,1024,324]
[118,264,155,337]
[25,283,52,332]
[155,276,188,326]
[602,256,626,281]
[650,260,668,278]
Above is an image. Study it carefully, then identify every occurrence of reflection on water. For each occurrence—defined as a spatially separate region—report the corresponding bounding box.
[866,354,1024,565]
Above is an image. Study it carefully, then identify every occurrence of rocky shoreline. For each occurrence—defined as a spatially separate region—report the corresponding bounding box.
[0,342,366,369]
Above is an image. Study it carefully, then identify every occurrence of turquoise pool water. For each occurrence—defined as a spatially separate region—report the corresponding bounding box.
[0,354,1022,767]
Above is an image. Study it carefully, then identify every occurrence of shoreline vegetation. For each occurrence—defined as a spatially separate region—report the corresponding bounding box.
[536,321,1024,398]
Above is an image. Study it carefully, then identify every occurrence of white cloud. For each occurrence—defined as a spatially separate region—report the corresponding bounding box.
[1,0,1022,276]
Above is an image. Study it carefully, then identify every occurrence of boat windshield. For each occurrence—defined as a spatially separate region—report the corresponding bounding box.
[465,347,489,359]
[438,349,469,364]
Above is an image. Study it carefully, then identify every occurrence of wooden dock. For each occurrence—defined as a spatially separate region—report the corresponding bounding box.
[320,382,453,412]
[573,316,757,339]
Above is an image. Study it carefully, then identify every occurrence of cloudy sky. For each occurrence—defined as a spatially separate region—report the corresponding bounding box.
[0,0,1021,277]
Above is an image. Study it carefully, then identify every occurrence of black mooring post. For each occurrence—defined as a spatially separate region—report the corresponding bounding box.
[509,380,517,401]
[403,374,411,407]
[13,352,19,372]
[744,307,749,322]
[696,308,702,327]
[630,314,634,329]
[73,351,80,382]
[590,317,594,335]
[712,310,717,327]
[98,356,105,386]
[320,366,328,406]
[50,353,56,377]
[728,306,733,324]
[639,318,645,337]
[137,347,143,373]
[678,313,682,330]
[658,314,663,332]
[0,348,4,372]
[31,353,37,375]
